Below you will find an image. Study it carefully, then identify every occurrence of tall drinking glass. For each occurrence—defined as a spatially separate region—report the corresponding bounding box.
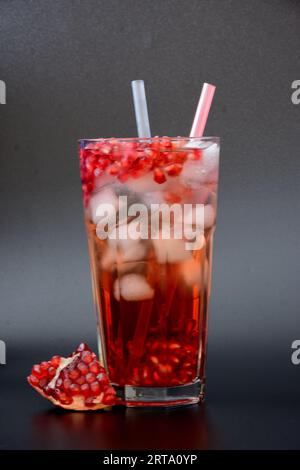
[78,137,220,407]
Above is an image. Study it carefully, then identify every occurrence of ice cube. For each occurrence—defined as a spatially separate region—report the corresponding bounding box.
[180,160,206,187]
[204,204,216,229]
[122,242,147,263]
[153,227,191,263]
[185,140,210,149]
[141,191,165,209]
[201,143,219,175]
[94,173,115,192]
[101,240,147,271]
[181,258,203,286]
[89,187,119,225]
[101,243,147,271]
[182,258,209,287]
[113,274,154,301]
[101,246,117,270]
[100,218,148,270]
[191,186,211,205]
[108,219,145,250]
[126,172,178,193]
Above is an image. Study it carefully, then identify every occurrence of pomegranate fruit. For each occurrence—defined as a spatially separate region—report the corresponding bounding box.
[27,343,117,411]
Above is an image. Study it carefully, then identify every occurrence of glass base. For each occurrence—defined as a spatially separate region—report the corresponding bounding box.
[114,379,204,408]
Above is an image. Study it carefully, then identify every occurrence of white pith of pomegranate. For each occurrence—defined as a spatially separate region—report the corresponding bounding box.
[27,343,117,411]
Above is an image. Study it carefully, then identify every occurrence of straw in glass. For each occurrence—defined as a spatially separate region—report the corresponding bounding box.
[190,83,216,137]
[131,80,151,138]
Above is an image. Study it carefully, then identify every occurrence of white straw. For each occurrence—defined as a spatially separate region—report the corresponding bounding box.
[131,80,151,138]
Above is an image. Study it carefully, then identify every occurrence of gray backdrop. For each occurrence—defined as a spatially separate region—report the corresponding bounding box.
[1,0,300,401]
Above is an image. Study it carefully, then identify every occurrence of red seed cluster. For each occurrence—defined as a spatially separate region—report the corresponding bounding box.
[28,343,116,408]
[108,333,199,387]
[133,338,198,387]
[79,138,202,206]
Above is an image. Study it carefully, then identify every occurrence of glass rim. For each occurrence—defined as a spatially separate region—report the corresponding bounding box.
[78,136,220,144]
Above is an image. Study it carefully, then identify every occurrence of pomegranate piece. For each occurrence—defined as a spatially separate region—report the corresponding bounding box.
[165,163,183,176]
[153,168,167,184]
[27,343,117,411]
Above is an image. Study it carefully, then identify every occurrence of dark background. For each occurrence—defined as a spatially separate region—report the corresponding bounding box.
[1,0,300,450]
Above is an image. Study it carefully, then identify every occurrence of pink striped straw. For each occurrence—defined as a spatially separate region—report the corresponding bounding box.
[190,83,216,137]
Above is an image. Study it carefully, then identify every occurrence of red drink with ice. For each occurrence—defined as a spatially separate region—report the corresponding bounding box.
[79,137,219,406]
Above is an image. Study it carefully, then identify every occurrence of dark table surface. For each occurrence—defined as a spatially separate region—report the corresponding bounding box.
[1,346,300,450]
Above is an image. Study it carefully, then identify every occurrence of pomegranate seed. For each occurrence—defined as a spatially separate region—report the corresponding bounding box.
[89,361,101,374]
[184,344,194,354]
[153,168,166,184]
[164,192,181,203]
[182,361,192,369]
[94,157,109,171]
[75,375,85,385]
[124,141,138,150]
[149,355,159,365]
[152,371,161,383]
[56,378,63,388]
[107,164,119,176]
[97,372,110,386]
[50,356,61,367]
[187,149,202,160]
[68,368,80,380]
[160,137,172,148]
[39,378,48,388]
[158,363,173,375]
[165,163,182,176]
[90,381,101,395]
[85,397,96,407]
[170,355,180,366]
[69,383,81,396]
[81,351,93,364]
[29,375,39,386]
[144,148,155,158]
[77,362,89,375]
[80,383,90,397]
[117,172,129,183]
[56,391,72,405]
[149,340,160,352]
[179,371,191,383]
[85,372,96,384]
[40,361,50,371]
[63,379,72,391]
[102,394,116,405]
[106,386,116,395]
[100,144,111,155]
[142,366,151,381]
[131,367,140,384]
[48,367,56,378]
[32,365,44,379]
[86,181,94,193]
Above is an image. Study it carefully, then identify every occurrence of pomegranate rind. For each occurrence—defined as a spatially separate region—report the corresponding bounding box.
[26,379,113,411]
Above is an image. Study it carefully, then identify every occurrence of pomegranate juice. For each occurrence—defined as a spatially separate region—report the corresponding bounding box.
[79,137,219,406]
